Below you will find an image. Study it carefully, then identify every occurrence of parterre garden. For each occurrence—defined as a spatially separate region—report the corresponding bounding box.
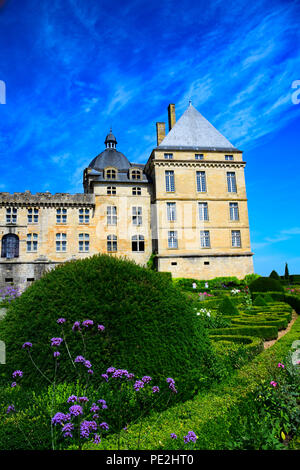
[0,255,299,450]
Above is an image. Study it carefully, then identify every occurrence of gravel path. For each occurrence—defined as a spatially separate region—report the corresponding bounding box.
[264,311,298,350]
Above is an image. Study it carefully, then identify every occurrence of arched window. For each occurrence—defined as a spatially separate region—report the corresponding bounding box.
[130,169,142,180]
[132,235,144,252]
[132,187,141,196]
[1,234,19,258]
[107,234,117,252]
[105,169,117,179]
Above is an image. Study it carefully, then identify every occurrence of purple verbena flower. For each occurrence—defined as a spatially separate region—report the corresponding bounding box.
[170,433,177,439]
[72,321,81,332]
[142,375,152,384]
[93,434,101,445]
[183,431,197,443]
[152,386,160,393]
[22,342,32,350]
[52,412,70,426]
[11,382,17,388]
[62,422,74,438]
[67,395,78,403]
[82,319,94,328]
[97,324,105,332]
[50,337,63,347]
[90,403,100,413]
[53,351,60,358]
[69,405,83,417]
[57,318,66,325]
[97,399,107,409]
[78,396,89,403]
[6,405,15,414]
[80,420,98,439]
[84,360,92,369]
[133,380,144,391]
[12,370,23,379]
[106,366,116,374]
[101,374,108,382]
[74,355,85,363]
[99,422,109,430]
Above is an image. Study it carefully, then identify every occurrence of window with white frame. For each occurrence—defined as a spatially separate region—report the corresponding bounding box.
[196,171,206,192]
[200,230,210,248]
[132,206,142,226]
[198,202,209,221]
[165,170,175,192]
[164,153,173,160]
[79,233,89,252]
[79,208,90,224]
[132,235,145,252]
[107,206,117,225]
[56,233,67,252]
[26,233,38,252]
[229,202,239,221]
[168,230,178,249]
[225,155,234,161]
[56,208,67,224]
[132,187,141,196]
[166,202,176,221]
[227,172,237,192]
[195,154,204,160]
[232,230,241,247]
[28,208,39,223]
[107,186,116,195]
[107,234,117,252]
[106,169,117,179]
[6,207,17,224]
[130,169,142,180]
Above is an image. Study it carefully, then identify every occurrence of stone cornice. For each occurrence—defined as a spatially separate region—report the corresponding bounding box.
[152,160,246,168]
[0,192,95,208]
[156,252,253,259]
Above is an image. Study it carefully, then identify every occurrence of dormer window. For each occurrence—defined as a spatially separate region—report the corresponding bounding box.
[130,169,142,180]
[105,168,117,179]
[225,155,234,161]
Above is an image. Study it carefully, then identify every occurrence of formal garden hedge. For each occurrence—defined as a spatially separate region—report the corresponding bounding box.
[84,316,300,450]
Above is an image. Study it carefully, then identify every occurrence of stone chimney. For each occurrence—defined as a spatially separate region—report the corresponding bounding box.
[156,122,166,146]
[167,103,176,131]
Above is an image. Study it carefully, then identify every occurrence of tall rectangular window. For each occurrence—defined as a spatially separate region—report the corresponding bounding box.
[229,202,239,221]
[164,153,173,159]
[232,230,241,247]
[26,233,38,252]
[107,206,117,225]
[79,208,90,223]
[227,172,237,193]
[79,233,89,252]
[168,230,178,249]
[200,230,210,248]
[132,235,145,252]
[28,208,39,223]
[196,171,206,192]
[166,202,176,221]
[56,208,67,224]
[107,234,117,252]
[56,233,67,252]
[6,207,17,224]
[132,206,142,226]
[198,202,209,221]
[165,171,175,192]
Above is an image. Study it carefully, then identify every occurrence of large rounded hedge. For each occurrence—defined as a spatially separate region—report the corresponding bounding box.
[0,255,214,393]
[248,276,284,294]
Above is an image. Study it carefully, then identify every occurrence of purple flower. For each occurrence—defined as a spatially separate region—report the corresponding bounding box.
[74,355,85,363]
[127,373,135,380]
[57,318,66,325]
[12,370,23,379]
[101,374,108,382]
[152,386,160,393]
[106,366,116,374]
[99,422,109,430]
[142,375,152,384]
[87,369,94,375]
[112,369,129,379]
[170,433,177,439]
[11,382,17,388]
[166,377,177,393]
[80,420,98,439]
[22,342,32,350]
[6,405,15,414]
[62,422,74,438]
[97,399,107,409]
[183,431,197,443]
[133,380,144,391]
[90,403,100,413]
[93,434,101,445]
[50,337,63,347]
[84,360,92,369]
[78,396,89,403]
[72,321,81,332]
[67,395,78,403]
[53,351,60,358]
[69,405,83,417]
[52,412,70,426]
[97,324,105,332]
[82,319,94,328]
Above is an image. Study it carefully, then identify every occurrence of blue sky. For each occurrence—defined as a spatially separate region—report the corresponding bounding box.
[0,0,299,276]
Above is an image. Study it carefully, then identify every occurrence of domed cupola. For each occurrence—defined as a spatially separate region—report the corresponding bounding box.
[88,129,131,171]
[104,129,117,149]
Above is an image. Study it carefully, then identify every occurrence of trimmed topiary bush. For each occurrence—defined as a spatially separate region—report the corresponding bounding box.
[218,296,239,316]
[249,277,284,294]
[269,270,281,282]
[253,295,268,307]
[0,255,214,395]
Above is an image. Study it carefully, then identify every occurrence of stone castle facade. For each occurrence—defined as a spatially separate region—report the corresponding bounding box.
[0,103,254,290]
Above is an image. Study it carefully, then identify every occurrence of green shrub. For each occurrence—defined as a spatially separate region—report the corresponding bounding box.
[0,255,214,397]
[209,325,278,340]
[264,293,275,303]
[243,273,261,286]
[249,277,284,294]
[253,295,268,307]
[218,296,239,316]
[269,270,281,282]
